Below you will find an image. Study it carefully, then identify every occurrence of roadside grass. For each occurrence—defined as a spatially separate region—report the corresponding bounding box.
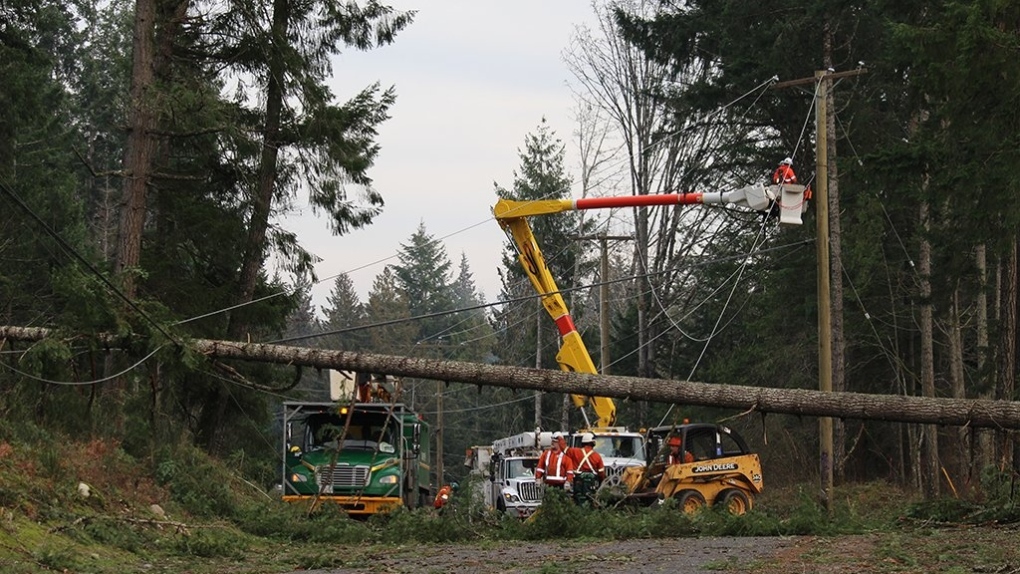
[2,429,1019,573]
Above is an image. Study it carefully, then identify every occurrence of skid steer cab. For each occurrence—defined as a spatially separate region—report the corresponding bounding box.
[622,423,763,515]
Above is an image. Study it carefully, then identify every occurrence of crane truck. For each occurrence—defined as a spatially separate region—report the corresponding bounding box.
[280,370,431,516]
[493,181,807,507]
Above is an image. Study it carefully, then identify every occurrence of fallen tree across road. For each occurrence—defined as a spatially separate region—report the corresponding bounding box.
[2,325,1020,429]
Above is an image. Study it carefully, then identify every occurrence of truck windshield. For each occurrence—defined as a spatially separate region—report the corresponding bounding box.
[506,458,538,479]
[303,413,397,453]
[593,436,645,461]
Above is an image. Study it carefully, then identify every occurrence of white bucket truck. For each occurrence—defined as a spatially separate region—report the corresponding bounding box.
[485,431,551,519]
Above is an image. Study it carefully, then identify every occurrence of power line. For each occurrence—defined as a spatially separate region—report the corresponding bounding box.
[0,178,181,346]
[0,345,166,386]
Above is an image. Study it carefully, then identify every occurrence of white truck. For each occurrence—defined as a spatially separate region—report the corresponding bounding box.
[568,427,646,495]
[466,431,552,519]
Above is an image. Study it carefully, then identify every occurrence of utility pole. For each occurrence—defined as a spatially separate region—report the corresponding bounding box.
[575,233,631,375]
[435,338,446,490]
[535,306,544,428]
[773,67,866,512]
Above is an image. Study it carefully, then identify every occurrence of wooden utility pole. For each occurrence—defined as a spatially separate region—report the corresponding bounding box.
[576,233,631,375]
[436,376,444,489]
[815,69,834,511]
[774,67,866,512]
[535,306,543,428]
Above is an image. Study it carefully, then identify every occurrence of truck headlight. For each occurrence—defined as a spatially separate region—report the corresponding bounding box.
[378,474,399,485]
[290,473,308,483]
[502,491,521,503]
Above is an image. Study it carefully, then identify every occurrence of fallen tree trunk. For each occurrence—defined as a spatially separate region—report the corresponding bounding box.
[3,325,1020,429]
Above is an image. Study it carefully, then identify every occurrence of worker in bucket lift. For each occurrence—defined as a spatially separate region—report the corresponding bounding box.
[772,157,798,185]
[536,431,575,491]
[433,482,458,510]
[667,435,694,465]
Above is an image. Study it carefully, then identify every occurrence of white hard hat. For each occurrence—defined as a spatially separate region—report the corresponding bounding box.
[781,157,793,165]
[580,433,595,444]
[551,431,563,439]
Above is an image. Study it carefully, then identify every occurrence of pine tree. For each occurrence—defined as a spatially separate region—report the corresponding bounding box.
[447,253,495,362]
[494,120,592,369]
[321,273,368,351]
[389,222,455,347]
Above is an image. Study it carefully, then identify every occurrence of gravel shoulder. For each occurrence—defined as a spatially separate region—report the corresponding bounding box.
[298,536,794,574]
[289,525,1020,574]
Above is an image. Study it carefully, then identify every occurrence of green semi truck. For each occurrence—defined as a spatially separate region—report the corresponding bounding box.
[281,394,430,516]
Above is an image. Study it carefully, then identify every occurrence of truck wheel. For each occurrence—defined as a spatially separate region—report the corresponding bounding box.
[717,489,750,515]
[673,490,706,513]
[497,498,506,513]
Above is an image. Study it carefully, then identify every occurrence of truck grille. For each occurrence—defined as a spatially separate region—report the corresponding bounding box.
[606,465,627,480]
[518,482,541,502]
[316,464,370,489]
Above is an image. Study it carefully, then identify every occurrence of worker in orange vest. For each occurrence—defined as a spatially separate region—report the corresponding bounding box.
[571,433,606,506]
[772,157,797,185]
[433,482,458,510]
[536,432,575,491]
[667,435,694,465]
[571,433,606,482]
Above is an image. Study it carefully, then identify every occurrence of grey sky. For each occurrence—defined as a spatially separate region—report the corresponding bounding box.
[280,1,599,312]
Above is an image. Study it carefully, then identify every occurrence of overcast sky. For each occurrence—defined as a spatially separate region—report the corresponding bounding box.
[279,1,600,313]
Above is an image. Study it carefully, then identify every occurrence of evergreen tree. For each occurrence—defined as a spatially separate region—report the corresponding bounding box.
[389,222,455,348]
[493,119,596,429]
[447,252,496,362]
[363,267,416,354]
[321,272,368,351]
[494,119,592,369]
[214,0,415,337]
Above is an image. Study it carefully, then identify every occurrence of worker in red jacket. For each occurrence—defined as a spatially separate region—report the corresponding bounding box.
[571,433,606,482]
[433,482,458,509]
[667,435,694,465]
[536,432,575,490]
[570,433,606,506]
[772,157,798,185]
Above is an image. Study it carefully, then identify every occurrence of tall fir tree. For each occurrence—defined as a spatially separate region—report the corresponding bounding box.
[389,222,456,349]
[321,272,368,352]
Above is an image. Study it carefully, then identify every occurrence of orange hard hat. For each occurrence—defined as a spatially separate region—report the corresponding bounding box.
[668,436,682,447]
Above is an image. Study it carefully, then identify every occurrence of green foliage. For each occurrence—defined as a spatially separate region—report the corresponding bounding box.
[33,543,80,571]
[80,517,154,553]
[154,445,240,519]
[174,529,246,559]
[905,467,1020,524]
[234,500,372,543]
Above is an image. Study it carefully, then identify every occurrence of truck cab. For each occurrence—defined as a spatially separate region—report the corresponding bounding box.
[485,431,551,518]
[569,428,646,493]
[281,373,430,516]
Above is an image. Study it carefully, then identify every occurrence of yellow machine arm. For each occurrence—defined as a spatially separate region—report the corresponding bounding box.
[492,186,807,429]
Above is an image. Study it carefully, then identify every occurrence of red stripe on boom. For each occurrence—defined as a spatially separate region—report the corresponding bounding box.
[574,194,704,211]
[554,314,577,336]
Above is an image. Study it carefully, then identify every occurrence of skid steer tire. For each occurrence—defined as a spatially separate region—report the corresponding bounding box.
[717,489,751,515]
[674,489,706,514]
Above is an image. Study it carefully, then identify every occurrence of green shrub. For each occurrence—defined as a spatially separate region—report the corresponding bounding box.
[174,528,247,558]
[155,444,239,518]
[235,499,374,544]
[33,543,80,571]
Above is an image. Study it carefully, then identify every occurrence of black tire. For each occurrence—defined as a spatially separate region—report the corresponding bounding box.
[717,489,751,515]
[673,489,706,513]
[496,497,506,513]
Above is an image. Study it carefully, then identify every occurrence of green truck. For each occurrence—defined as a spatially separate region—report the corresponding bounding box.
[281,397,430,516]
